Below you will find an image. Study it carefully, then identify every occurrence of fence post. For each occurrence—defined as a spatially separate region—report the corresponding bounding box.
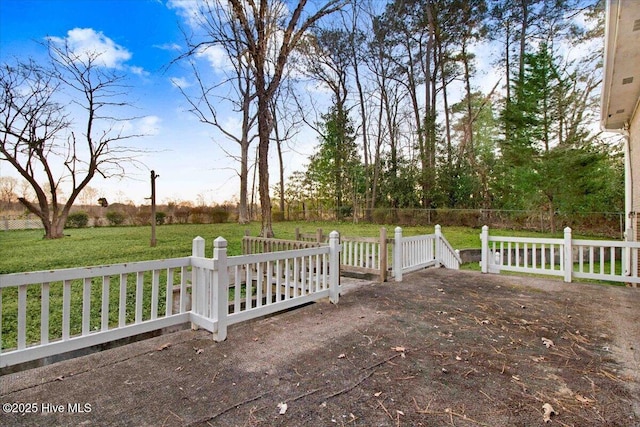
[317,228,324,243]
[213,237,228,341]
[394,227,403,282]
[295,227,300,241]
[380,227,388,282]
[480,226,489,273]
[624,226,635,277]
[191,236,205,329]
[435,224,442,268]
[563,227,572,283]
[329,231,340,304]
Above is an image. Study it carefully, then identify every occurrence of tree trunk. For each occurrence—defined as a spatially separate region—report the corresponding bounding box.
[274,119,286,217]
[238,140,250,224]
[257,93,274,238]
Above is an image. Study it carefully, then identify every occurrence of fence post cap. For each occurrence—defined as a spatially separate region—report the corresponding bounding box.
[564,227,572,233]
[214,236,228,247]
[481,225,488,231]
[193,235,205,242]
[329,230,339,239]
[395,226,402,232]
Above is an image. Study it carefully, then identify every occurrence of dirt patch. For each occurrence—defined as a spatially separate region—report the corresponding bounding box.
[1,269,639,426]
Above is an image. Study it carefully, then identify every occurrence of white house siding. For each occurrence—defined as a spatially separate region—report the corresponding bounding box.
[631,108,640,241]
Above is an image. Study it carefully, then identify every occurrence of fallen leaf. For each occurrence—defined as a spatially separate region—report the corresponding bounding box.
[396,410,405,416]
[391,346,406,352]
[455,356,462,361]
[195,348,204,354]
[374,391,382,397]
[338,353,346,359]
[277,402,288,415]
[576,394,595,404]
[157,343,171,351]
[542,403,556,423]
[542,338,554,348]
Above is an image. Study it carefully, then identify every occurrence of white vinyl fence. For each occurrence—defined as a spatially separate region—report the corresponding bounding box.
[480,225,640,285]
[0,232,341,368]
[251,225,461,282]
[393,225,461,281]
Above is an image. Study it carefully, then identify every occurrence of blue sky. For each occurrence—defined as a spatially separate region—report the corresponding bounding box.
[0,0,306,206]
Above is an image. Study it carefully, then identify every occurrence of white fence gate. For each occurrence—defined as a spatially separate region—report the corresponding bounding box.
[393,225,461,281]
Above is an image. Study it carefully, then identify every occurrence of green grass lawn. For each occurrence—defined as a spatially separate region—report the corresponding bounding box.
[0,221,575,274]
[0,221,492,274]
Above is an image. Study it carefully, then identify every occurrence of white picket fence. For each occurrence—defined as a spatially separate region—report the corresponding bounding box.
[246,225,460,283]
[480,225,640,285]
[0,232,341,368]
[393,225,461,281]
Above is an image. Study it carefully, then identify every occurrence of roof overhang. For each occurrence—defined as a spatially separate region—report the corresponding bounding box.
[601,0,640,132]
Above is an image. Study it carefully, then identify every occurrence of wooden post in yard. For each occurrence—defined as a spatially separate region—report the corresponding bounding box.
[379,227,388,282]
[150,170,159,247]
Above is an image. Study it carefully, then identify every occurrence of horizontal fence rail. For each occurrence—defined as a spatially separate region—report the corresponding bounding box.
[481,225,640,285]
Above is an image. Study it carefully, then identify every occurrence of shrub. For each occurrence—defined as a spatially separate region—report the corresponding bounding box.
[337,205,352,219]
[190,206,209,224]
[175,207,190,224]
[106,210,125,226]
[155,211,166,225]
[210,207,229,223]
[66,212,89,228]
[372,208,388,224]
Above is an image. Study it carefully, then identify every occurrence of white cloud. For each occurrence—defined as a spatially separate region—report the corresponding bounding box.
[48,28,131,68]
[166,0,205,28]
[137,115,161,136]
[170,76,192,89]
[196,44,232,70]
[129,66,149,77]
[122,115,162,136]
[47,28,148,76]
[154,42,182,51]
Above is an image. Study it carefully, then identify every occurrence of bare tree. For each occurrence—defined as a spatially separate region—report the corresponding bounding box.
[174,1,258,224]
[0,176,17,209]
[228,0,346,237]
[0,42,144,238]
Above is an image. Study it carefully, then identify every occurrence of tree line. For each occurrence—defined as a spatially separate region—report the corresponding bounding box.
[177,0,621,236]
[1,0,621,239]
